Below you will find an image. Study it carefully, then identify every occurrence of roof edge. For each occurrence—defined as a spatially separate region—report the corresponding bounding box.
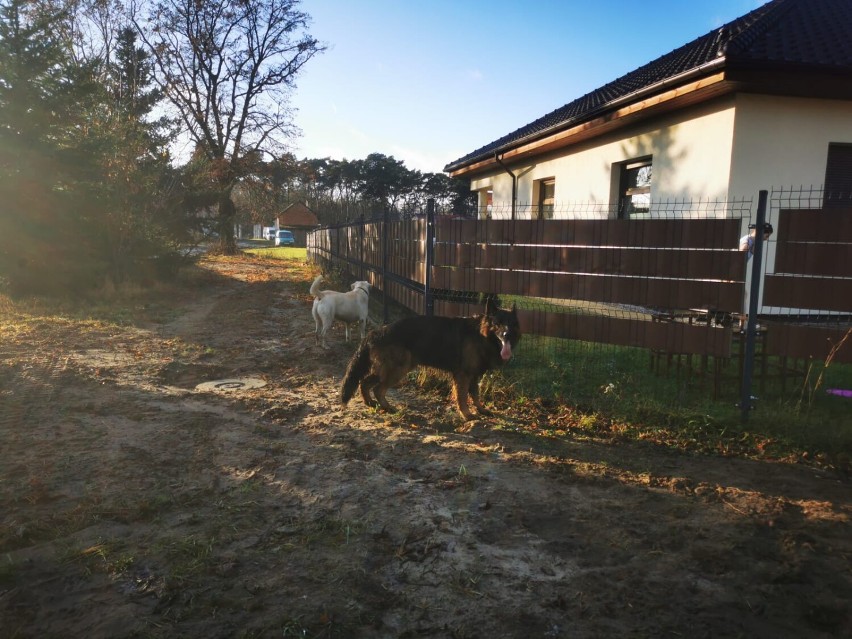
[444,56,727,174]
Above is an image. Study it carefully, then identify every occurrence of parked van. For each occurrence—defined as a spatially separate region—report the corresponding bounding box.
[275,229,295,246]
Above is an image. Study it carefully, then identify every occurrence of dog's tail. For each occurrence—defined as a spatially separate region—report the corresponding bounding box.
[309,275,323,297]
[340,340,371,405]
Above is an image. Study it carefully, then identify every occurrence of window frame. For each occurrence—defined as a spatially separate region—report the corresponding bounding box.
[533,177,556,220]
[617,157,652,218]
[477,187,493,219]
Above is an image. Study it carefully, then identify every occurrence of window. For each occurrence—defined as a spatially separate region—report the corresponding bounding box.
[825,143,852,207]
[534,178,555,219]
[618,158,652,218]
[478,188,493,219]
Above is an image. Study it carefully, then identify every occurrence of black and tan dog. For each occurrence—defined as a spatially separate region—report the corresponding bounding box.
[340,299,521,420]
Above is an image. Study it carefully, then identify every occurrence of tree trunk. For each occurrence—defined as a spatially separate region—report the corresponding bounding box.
[217,190,238,254]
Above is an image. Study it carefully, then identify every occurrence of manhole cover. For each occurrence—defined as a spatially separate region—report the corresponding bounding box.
[195,377,267,392]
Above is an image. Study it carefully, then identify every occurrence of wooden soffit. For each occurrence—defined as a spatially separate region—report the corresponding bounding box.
[449,72,732,178]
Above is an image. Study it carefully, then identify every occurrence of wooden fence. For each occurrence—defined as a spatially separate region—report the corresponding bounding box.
[307,206,852,366]
[431,217,742,359]
[312,216,431,315]
[762,206,852,362]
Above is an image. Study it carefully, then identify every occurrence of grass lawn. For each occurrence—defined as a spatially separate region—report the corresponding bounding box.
[505,333,852,463]
[243,246,307,260]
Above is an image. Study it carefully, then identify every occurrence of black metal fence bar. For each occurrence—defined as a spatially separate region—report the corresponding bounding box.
[740,190,769,420]
[424,199,435,317]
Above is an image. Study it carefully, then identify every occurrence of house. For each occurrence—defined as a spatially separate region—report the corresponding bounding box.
[444,0,852,220]
[276,202,319,247]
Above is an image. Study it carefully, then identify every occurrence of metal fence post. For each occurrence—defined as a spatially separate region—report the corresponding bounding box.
[740,189,769,421]
[425,199,435,316]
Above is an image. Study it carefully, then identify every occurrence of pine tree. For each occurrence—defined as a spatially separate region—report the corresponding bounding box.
[0,0,98,294]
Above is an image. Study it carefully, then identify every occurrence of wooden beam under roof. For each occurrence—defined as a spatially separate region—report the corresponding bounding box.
[449,72,732,178]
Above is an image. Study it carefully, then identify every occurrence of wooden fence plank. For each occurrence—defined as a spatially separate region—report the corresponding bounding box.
[431,268,744,312]
[774,242,852,277]
[476,246,743,280]
[778,208,852,242]
[435,218,742,248]
[434,242,476,267]
[764,275,852,312]
[764,323,852,363]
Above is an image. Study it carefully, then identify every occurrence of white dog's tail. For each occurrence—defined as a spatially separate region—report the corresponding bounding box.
[309,275,323,297]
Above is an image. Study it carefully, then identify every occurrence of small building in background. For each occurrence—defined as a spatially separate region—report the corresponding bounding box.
[276,202,319,247]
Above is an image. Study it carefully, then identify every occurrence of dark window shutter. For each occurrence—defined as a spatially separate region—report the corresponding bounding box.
[825,143,852,206]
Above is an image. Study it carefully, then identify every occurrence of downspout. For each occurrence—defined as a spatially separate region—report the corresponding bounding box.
[494,152,517,221]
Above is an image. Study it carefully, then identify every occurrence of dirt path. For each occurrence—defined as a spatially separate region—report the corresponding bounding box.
[1,255,850,638]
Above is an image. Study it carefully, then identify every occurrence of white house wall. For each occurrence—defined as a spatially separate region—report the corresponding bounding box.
[470,97,738,218]
[466,92,851,317]
[729,95,852,317]
[728,94,852,199]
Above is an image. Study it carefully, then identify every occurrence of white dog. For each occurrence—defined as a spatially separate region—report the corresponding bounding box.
[310,275,371,349]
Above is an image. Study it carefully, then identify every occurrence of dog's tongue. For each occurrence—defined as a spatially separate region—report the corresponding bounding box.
[500,340,512,361]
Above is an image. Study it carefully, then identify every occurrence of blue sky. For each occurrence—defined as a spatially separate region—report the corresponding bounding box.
[289,0,765,174]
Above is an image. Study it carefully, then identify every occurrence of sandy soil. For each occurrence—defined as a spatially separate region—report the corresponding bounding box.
[1,255,850,639]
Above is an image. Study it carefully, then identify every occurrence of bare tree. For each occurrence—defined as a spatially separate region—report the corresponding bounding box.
[133,0,324,252]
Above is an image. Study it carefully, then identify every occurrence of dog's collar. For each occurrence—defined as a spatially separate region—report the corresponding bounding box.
[354,286,369,295]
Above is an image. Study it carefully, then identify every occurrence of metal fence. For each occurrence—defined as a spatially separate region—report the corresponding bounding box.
[480,197,755,221]
[307,189,852,419]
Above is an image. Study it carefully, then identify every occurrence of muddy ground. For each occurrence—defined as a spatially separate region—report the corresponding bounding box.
[1,254,850,638]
